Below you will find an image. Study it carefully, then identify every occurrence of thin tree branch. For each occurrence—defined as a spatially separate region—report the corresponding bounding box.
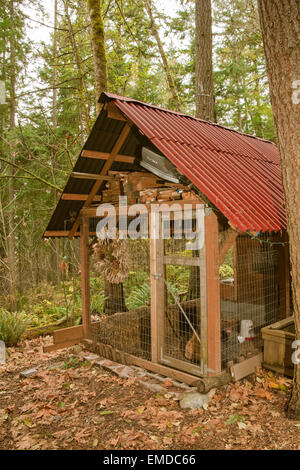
[0,157,63,192]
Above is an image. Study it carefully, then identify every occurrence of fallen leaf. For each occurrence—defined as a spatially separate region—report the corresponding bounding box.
[23,418,35,428]
[163,380,173,388]
[238,422,247,430]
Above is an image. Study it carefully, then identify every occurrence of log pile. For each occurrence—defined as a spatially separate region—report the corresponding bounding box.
[99,171,200,206]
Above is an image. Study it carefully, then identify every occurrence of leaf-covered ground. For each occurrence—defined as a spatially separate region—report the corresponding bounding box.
[0,337,299,450]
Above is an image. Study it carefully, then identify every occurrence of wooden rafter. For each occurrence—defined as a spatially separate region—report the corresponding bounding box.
[105,101,127,121]
[44,231,80,237]
[219,226,238,265]
[61,193,102,201]
[71,172,114,181]
[81,149,135,164]
[44,231,97,237]
[68,123,131,239]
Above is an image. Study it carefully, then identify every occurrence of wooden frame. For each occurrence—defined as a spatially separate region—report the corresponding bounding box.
[44,230,97,237]
[81,149,135,164]
[83,339,201,386]
[105,102,127,121]
[205,210,222,376]
[149,211,165,364]
[61,193,102,201]
[149,204,208,377]
[44,231,80,237]
[219,226,238,265]
[43,325,84,353]
[68,123,131,239]
[80,215,91,337]
[71,172,114,181]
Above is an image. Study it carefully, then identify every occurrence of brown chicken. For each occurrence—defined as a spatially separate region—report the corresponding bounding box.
[185,333,201,363]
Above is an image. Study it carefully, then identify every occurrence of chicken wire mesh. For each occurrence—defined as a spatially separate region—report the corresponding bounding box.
[220,232,286,368]
[159,214,205,374]
[85,213,288,375]
[89,238,151,360]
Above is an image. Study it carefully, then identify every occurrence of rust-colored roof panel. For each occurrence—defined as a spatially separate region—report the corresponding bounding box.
[111,95,286,232]
[44,92,287,235]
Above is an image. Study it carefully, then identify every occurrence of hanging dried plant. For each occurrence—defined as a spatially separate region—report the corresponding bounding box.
[92,228,130,284]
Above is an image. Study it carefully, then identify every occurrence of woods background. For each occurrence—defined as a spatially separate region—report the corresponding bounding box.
[0,0,278,315]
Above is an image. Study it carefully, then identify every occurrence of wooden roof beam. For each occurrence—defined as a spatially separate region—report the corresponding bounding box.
[219,226,238,265]
[68,123,132,239]
[71,172,114,181]
[61,193,102,201]
[81,149,135,164]
[44,230,96,237]
[105,101,127,121]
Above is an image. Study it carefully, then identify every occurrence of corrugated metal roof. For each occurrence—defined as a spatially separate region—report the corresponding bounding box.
[108,93,286,232]
[44,92,287,235]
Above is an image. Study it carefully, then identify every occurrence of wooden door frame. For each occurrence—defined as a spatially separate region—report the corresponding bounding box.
[149,204,217,377]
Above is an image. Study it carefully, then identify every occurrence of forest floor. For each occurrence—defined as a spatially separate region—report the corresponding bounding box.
[0,337,299,451]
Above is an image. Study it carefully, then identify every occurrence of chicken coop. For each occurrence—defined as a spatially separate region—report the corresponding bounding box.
[43,92,291,385]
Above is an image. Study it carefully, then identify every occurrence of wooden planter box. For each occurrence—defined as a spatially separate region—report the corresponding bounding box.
[261,316,295,377]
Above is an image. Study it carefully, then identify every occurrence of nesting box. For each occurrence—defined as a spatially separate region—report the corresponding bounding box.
[261,316,295,377]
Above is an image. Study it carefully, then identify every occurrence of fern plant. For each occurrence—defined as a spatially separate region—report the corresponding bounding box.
[0,309,29,347]
[126,282,151,310]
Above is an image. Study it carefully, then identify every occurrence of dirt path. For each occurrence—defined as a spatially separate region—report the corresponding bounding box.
[0,337,299,450]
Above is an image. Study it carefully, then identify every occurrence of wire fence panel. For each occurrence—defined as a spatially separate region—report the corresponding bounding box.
[90,238,151,360]
[157,213,206,376]
[220,233,284,368]
[86,210,288,378]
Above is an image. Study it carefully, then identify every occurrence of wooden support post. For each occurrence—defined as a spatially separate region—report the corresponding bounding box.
[219,226,238,265]
[149,211,165,363]
[205,210,221,376]
[80,215,91,337]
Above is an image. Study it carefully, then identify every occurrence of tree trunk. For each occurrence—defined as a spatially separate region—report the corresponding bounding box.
[85,2,126,314]
[189,0,215,300]
[257,0,300,419]
[87,0,107,113]
[143,0,182,112]
[104,281,127,315]
[51,0,61,286]
[63,0,91,134]
[8,0,17,309]
[195,0,214,121]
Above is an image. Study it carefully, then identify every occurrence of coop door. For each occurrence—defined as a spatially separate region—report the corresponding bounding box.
[150,205,207,377]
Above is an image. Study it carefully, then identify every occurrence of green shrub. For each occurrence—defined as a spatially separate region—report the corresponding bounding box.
[219,263,234,280]
[91,293,106,314]
[126,281,151,310]
[0,309,29,347]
